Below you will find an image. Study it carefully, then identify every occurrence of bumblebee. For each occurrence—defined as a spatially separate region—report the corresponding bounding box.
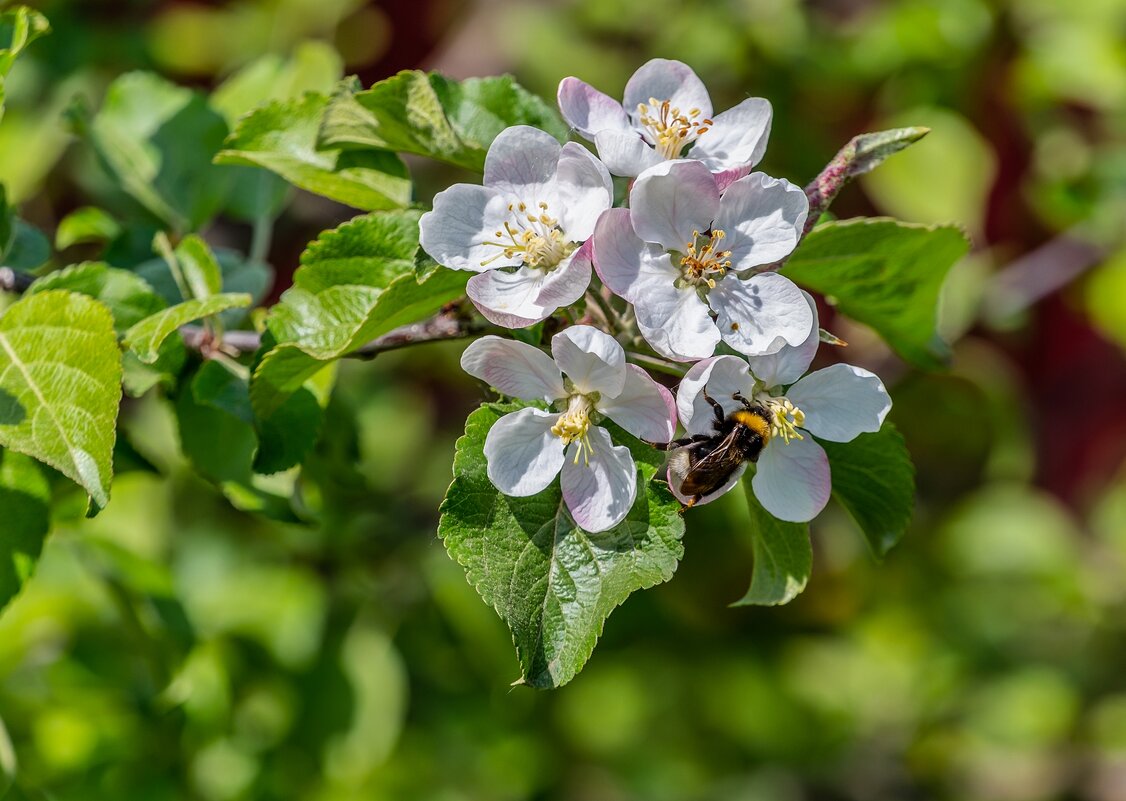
[653,388,771,510]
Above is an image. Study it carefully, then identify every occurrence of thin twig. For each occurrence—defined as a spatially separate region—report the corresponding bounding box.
[179,307,487,360]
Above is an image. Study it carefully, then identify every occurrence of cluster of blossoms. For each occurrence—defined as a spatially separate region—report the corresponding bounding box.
[421,59,891,532]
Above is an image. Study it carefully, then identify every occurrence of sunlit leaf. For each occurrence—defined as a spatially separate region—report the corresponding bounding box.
[0,290,122,510]
[438,403,685,688]
[28,262,165,334]
[734,476,812,606]
[215,91,411,211]
[123,292,251,363]
[781,218,970,369]
[320,71,568,171]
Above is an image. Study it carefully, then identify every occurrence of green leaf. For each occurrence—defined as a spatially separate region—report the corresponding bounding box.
[135,247,272,327]
[438,403,685,689]
[4,220,50,271]
[0,7,50,120]
[215,91,411,211]
[819,423,915,559]
[251,211,466,416]
[211,41,343,126]
[28,262,166,333]
[0,448,49,615]
[191,360,254,424]
[68,71,231,233]
[210,42,343,224]
[164,233,223,300]
[781,218,970,369]
[320,71,568,171]
[0,290,122,510]
[733,476,812,606]
[123,292,251,363]
[55,206,122,251]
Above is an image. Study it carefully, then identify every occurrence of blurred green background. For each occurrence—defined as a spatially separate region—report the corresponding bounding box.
[3,0,1126,799]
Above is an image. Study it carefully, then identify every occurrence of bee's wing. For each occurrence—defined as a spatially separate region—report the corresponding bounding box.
[676,431,745,497]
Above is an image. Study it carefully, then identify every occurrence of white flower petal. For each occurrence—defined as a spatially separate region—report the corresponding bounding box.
[630,160,720,251]
[484,407,567,496]
[714,172,808,269]
[597,364,677,442]
[751,436,831,523]
[557,77,631,138]
[461,336,566,402]
[483,125,563,203]
[551,324,627,397]
[419,184,512,272]
[691,97,773,171]
[466,247,592,328]
[676,355,757,436]
[593,129,663,177]
[668,459,747,508]
[711,272,814,356]
[623,59,713,124]
[553,143,613,240]
[634,277,720,361]
[745,290,820,389]
[787,364,891,442]
[561,425,637,532]
[592,208,675,302]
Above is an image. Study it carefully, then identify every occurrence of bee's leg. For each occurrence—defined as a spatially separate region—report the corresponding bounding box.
[678,495,701,515]
[645,434,710,451]
[701,387,726,426]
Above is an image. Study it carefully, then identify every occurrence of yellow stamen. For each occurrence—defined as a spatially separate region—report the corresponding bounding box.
[478,200,575,270]
[762,396,806,444]
[636,97,711,159]
[551,394,596,466]
[678,228,732,288]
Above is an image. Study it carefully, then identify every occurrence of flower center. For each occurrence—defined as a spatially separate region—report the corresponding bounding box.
[676,229,731,289]
[480,201,575,271]
[759,395,806,444]
[637,98,713,160]
[551,393,596,465]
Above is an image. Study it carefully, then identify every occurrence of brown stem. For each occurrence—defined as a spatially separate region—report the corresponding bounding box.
[179,306,487,360]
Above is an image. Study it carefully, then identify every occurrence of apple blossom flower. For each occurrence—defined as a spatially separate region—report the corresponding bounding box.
[593,158,812,361]
[461,325,676,532]
[671,294,891,521]
[558,58,772,178]
[419,125,612,327]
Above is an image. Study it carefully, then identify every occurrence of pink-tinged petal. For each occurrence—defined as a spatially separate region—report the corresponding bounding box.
[745,290,820,389]
[787,364,891,442]
[714,164,752,193]
[676,355,757,436]
[551,324,627,397]
[630,160,720,251]
[483,125,563,202]
[597,364,677,442]
[711,272,814,356]
[553,143,613,240]
[592,208,676,302]
[466,247,592,328]
[420,184,512,272]
[557,77,631,138]
[561,425,637,532]
[484,407,567,496]
[691,97,773,171]
[714,172,808,269]
[461,336,566,402]
[623,58,713,123]
[751,436,831,523]
[668,460,747,508]
[593,129,663,177]
[634,278,720,362]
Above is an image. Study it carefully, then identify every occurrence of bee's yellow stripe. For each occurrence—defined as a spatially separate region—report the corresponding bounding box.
[732,410,770,440]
